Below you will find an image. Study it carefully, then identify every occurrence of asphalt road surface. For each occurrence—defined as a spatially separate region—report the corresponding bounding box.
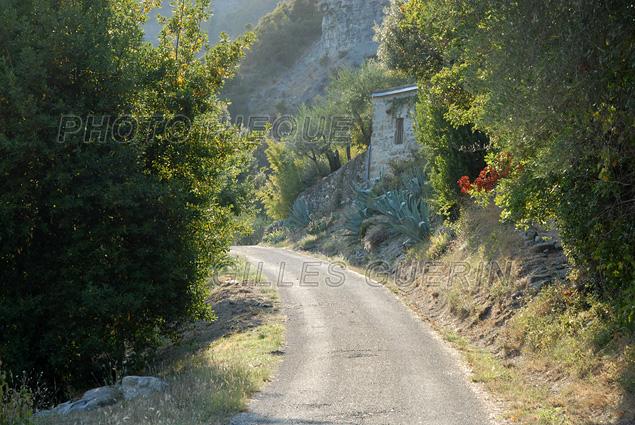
[230,246,492,425]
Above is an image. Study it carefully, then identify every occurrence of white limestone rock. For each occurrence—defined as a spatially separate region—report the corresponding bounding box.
[121,376,169,401]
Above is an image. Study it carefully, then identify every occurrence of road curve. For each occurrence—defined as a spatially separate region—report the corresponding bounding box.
[230,246,492,425]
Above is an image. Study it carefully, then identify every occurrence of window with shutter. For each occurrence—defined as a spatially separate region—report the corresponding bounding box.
[394,117,404,145]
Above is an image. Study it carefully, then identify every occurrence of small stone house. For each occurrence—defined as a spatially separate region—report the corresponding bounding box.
[367,85,419,182]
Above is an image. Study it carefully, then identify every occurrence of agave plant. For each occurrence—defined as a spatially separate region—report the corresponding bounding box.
[287,198,312,230]
[371,189,432,242]
[400,167,429,199]
[384,196,432,241]
[350,181,379,211]
[342,181,378,243]
[371,189,406,217]
[342,204,369,244]
[264,229,288,244]
[344,173,432,244]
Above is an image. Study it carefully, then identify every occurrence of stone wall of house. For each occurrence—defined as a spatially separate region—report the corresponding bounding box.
[368,92,419,182]
[296,150,369,217]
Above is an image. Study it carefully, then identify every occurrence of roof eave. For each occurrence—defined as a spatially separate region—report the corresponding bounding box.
[370,85,419,98]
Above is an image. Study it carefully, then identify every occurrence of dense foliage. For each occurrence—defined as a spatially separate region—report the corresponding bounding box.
[415,93,488,218]
[294,60,412,149]
[258,139,308,219]
[376,0,489,218]
[0,0,253,394]
[379,0,635,318]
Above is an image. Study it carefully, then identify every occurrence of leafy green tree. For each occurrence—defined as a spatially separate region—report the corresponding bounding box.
[286,103,344,176]
[464,0,635,312]
[284,60,411,176]
[0,0,253,394]
[377,0,488,218]
[257,139,307,219]
[414,65,488,218]
[320,60,412,148]
[388,0,635,316]
[374,0,442,80]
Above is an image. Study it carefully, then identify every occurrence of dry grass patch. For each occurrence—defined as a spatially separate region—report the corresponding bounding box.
[36,323,284,425]
[391,202,634,424]
[443,330,572,424]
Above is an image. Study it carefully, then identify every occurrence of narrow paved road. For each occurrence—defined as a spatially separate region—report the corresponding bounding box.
[230,246,492,425]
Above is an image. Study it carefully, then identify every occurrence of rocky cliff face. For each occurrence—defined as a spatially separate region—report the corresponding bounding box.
[317,0,388,56]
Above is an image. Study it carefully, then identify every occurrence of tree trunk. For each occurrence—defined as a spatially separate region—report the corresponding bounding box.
[306,152,323,177]
[325,148,341,173]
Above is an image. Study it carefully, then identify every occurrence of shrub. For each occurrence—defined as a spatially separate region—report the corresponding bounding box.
[264,229,288,244]
[0,362,34,425]
[287,198,312,230]
[364,225,390,251]
[426,229,451,259]
[257,139,308,219]
[396,0,635,320]
[264,219,289,235]
[0,0,253,394]
[235,215,272,245]
[416,102,488,219]
[307,214,334,235]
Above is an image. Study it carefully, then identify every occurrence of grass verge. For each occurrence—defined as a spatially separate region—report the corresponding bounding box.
[412,203,635,424]
[442,329,573,424]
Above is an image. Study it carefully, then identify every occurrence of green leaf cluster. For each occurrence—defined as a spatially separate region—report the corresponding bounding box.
[378,0,488,219]
[257,139,309,220]
[380,0,635,317]
[0,0,254,394]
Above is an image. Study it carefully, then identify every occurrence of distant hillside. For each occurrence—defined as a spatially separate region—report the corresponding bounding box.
[143,0,279,45]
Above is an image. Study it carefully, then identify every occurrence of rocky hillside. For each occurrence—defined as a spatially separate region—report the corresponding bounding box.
[319,0,386,55]
[228,0,390,118]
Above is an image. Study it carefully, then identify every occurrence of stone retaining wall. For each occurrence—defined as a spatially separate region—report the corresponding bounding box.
[296,150,368,216]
